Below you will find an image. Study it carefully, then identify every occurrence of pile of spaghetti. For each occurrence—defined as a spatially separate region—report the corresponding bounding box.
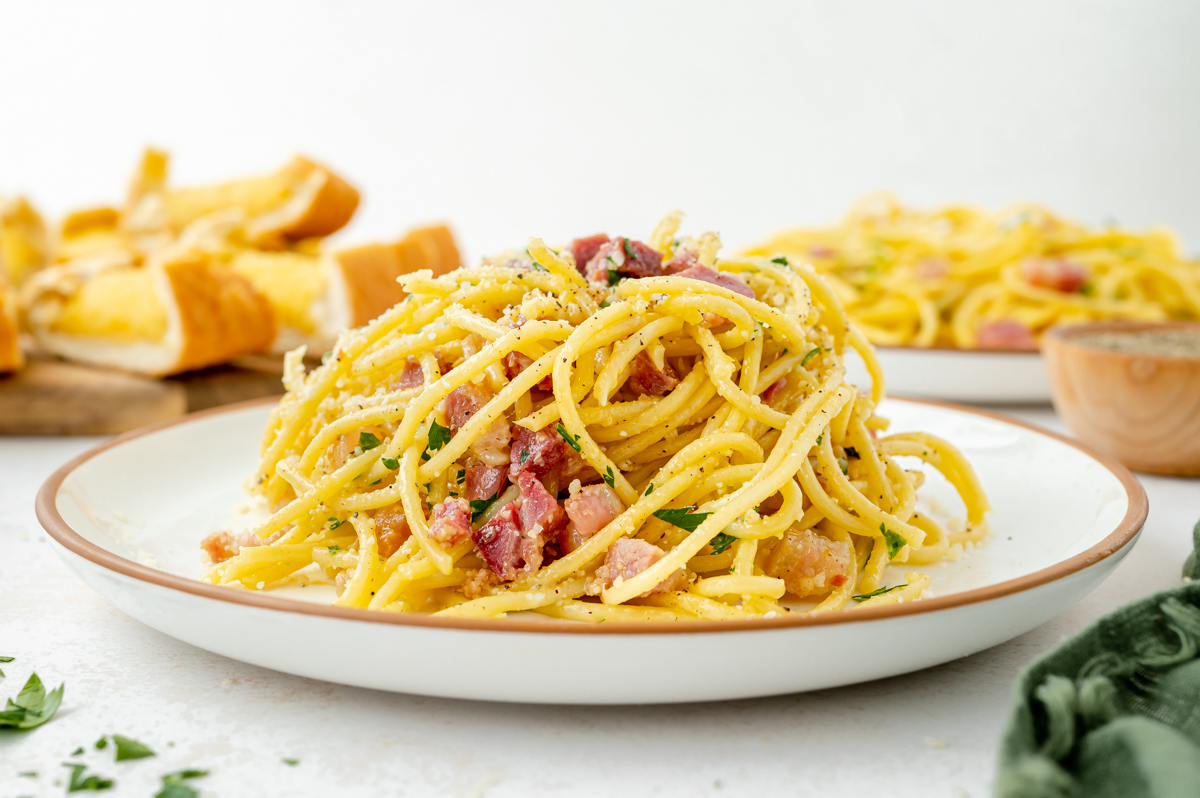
[745,194,1200,349]
[202,213,989,621]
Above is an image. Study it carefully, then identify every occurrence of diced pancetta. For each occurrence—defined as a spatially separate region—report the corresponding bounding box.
[914,257,949,282]
[446,383,511,467]
[324,425,387,473]
[663,248,700,274]
[674,265,755,300]
[371,503,410,558]
[200,530,260,563]
[465,463,508,502]
[763,528,852,598]
[583,237,664,283]
[472,502,527,581]
[509,424,567,481]
[627,351,679,397]
[975,320,1038,350]
[563,485,624,552]
[1019,256,1088,293]
[760,377,788,406]
[589,537,685,597]
[428,497,472,545]
[515,470,568,540]
[389,357,426,392]
[571,234,610,276]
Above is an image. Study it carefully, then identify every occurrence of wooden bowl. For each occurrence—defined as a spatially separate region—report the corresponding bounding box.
[1043,321,1200,476]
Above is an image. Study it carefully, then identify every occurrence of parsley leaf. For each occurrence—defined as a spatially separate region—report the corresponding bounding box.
[602,466,616,489]
[155,769,208,798]
[622,238,637,260]
[113,734,156,761]
[0,672,64,730]
[95,736,107,749]
[599,299,612,308]
[709,532,737,555]
[358,431,382,451]
[556,423,582,453]
[844,446,859,459]
[72,746,84,756]
[63,762,114,792]
[607,269,621,286]
[770,256,789,266]
[644,484,655,496]
[327,545,341,554]
[470,491,501,524]
[321,351,333,364]
[0,656,12,662]
[816,434,823,446]
[652,506,713,533]
[456,469,466,484]
[800,346,822,367]
[427,420,452,454]
[838,456,849,475]
[381,456,400,470]
[519,448,530,465]
[852,583,908,602]
[282,758,299,766]
[327,517,345,530]
[880,523,907,559]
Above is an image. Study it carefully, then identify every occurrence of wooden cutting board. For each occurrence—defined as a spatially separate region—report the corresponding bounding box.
[0,355,290,435]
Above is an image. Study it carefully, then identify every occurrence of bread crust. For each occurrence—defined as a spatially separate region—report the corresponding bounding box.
[0,279,23,372]
[166,256,276,373]
[278,157,360,240]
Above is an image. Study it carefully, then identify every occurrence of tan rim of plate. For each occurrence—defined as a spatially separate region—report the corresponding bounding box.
[36,396,1147,635]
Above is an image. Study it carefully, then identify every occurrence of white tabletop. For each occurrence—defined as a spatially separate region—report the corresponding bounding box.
[1,405,1195,798]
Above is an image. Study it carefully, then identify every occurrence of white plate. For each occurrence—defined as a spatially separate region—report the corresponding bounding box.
[846,345,1050,404]
[37,398,1144,704]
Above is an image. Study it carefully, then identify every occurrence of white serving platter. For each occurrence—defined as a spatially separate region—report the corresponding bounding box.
[37,397,1144,704]
[845,345,1050,404]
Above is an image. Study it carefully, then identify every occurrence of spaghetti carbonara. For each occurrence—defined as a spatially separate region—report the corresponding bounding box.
[745,194,1200,349]
[202,213,989,621]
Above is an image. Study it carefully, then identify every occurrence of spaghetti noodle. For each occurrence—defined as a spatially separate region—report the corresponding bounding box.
[202,215,989,621]
[745,194,1200,349]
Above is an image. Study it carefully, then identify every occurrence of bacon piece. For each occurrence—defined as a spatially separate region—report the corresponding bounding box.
[914,257,949,282]
[663,248,699,274]
[674,265,755,300]
[1020,256,1088,293]
[509,424,567,481]
[976,320,1038,351]
[760,377,788,407]
[388,357,425,392]
[563,485,624,552]
[200,530,260,563]
[371,503,410,558]
[428,497,472,545]
[583,237,664,283]
[465,463,508,502]
[589,537,685,597]
[472,502,527,581]
[571,234,610,276]
[627,351,679,397]
[324,425,386,473]
[446,383,511,467]
[515,470,568,539]
[502,349,553,391]
[763,528,852,598]
[808,245,835,259]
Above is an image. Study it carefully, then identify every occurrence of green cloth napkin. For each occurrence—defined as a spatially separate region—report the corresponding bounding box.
[996,519,1200,798]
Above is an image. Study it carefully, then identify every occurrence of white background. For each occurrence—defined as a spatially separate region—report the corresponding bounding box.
[3,3,1200,797]
[2,1,1199,261]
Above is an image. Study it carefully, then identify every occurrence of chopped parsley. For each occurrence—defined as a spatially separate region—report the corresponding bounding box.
[63,762,113,792]
[531,263,549,273]
[113,735,155,761]
[556,423,582,453]
[327,517,345,530]
[852,583,907,602]
[0,654,11,678]
[844,446,859,459]
[652,506,713,533]
[622,238,637,260]
[95,736,107,749]
[357,431,382,451]
[0,672,64,730]
[72,746,85,756]
[426,420,452,454]
[155,770,208,798]
[1080,281,1096,297]
[456,468,466,484]
[607,269,622,286]
[838,456,849,475]
[327,545,341,555]
[470,491,501,524]
[381,456,400,470]
[599,300,612,308]
[708,532,737,555]
[881,523,907,559]
[800,346,822,367]
[644,484,655,496]
[815,434,823,446]
[321,351,333,364]
[602,466,616,489]
[519,448,530,465]
[771,256,789,266]
[282,758,299,766]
